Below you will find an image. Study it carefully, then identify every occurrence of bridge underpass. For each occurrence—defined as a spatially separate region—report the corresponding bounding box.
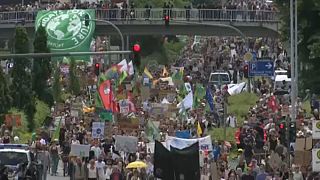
[0,8,280,49]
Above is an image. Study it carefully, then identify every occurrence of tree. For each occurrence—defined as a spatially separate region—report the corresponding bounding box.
[52,66,62,102]
[33,26,53,106]
[10,27,35,130]
[69,58,81,96]
[275,0,320,93]
[0,68,12,121]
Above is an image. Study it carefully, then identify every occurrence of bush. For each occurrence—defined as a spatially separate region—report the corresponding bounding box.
[228,92,258,125]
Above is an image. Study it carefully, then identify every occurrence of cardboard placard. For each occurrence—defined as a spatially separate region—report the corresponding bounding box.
[141,86,150,102]
[295,138,305,151]
[70,144,90,157]
[5,114,21,127]
[313,120,320,139]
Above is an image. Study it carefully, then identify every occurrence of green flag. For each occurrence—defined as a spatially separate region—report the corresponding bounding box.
[99,111,113,121]
[53,117,61,140]
[119,71,128,85]
[193,84,205,108]
[146,121,160,141]
[35,9,96,61]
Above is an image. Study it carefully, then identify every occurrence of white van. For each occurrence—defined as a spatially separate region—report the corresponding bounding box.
[274,74,291,91]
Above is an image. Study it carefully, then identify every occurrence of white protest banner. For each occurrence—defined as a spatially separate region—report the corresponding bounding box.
[70,144,90,157]
[54,116,65,130]
[313,148,320,172]
[114,135,138,153]
[147,141,166,154]
[119,99,130,115]
[313,121,320,139]
[92,122,105,139]
[165,135,213,151]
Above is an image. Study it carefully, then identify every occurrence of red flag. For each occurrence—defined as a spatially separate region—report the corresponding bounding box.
[98,80,112,111]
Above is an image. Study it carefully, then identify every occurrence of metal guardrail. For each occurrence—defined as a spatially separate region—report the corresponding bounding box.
[0,8,279,24]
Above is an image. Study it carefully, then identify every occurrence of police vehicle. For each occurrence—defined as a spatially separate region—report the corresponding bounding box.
[0,144,42,180]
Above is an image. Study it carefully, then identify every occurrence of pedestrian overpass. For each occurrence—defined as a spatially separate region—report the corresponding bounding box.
[0,8,280,38]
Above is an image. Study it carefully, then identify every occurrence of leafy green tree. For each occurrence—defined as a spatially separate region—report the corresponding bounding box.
[52,66,62,102]
[0,67,12,121]
[276,0,320,93]
[10,27,35,130]
[33,26,53,106]
[69,58,81,96]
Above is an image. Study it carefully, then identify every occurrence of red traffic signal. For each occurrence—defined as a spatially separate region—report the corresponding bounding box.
[244,64,249,78]
[133,44,141,52]
[280,123,284,129]
[164,15,170,26]
[94,63,100,76]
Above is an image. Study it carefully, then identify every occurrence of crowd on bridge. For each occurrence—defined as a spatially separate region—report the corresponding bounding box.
[0,0,278,23]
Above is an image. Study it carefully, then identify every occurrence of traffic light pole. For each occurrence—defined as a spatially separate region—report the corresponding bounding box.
[0,51,132,58]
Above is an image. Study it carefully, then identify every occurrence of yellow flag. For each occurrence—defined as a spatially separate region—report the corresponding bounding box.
[144,67,153,79]
[197,121,203,137]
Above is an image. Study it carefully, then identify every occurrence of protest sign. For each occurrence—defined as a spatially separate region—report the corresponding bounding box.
[141,86,150,102]
[54,116,65,129]
[92,122,105,139]
[313,120,320,139]
[165,135,213,151]
[114,135,138,153]
[70,144,90,157]
[119,99,130,115]
[70,109,79,117]
[5,114,21,127]
[312,148,320,172]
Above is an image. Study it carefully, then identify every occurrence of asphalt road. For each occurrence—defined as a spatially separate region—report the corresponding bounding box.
[47,160,69,180]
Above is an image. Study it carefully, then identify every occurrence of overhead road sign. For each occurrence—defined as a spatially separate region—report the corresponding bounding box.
[249,60,274,77]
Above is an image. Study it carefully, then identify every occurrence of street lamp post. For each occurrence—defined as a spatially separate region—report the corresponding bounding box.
[86,18,125,60]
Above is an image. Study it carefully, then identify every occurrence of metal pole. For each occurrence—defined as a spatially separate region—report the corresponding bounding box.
[290,0,295,121]
[93,19,125,53]
[0,51,132,58]
[294,0,298,99]
[289,0,295,172]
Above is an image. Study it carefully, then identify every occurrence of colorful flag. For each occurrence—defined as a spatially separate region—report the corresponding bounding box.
[172,67,184,81]
[119,71,128,85]
[105,65,119,80]
[128,60,134,76]
[206,87,215,112]
[98,80,113,111]
[117,59,128,72]
[144,67,153,79]
[197,121,203,137]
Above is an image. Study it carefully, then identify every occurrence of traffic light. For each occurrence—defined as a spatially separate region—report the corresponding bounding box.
[289,122,296,143]
[164,15,170,26]
[85,14,90,26]
[243,64,249,78]
[279,123,286,145]
[94,63,100,76]
[132,44,141,68]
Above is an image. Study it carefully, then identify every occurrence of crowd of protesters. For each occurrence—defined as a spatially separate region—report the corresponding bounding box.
[0,32,316,180]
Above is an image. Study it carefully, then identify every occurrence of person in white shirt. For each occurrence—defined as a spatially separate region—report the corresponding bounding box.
[226,114,237,128]
[104,164,113,180]
[292,164,304,180]
[91,142,102,159]
[96,156,105,180]
[87,159,98,180]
